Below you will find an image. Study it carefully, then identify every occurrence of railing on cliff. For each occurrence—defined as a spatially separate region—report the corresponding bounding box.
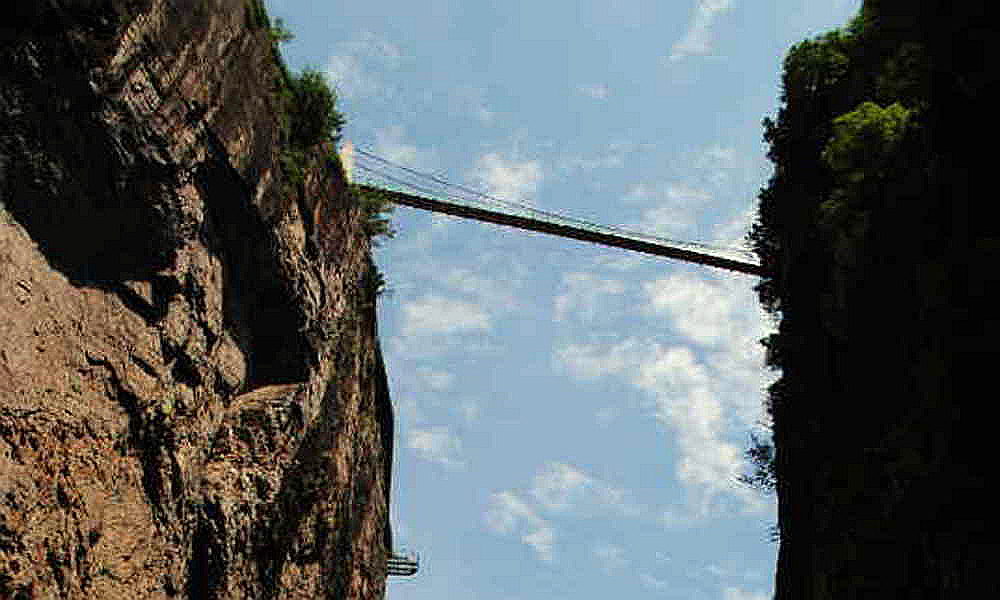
[349,147,765,277]
[387,551,419,577]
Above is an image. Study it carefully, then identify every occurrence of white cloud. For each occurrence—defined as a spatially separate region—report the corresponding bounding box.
[555,338,768,516]
[485,491,533,534]
[659,507,694,529]
[372,125,438,171]
[642,272,742,347]
[326,54,375,99]
[437,266,518,311]
[669,0,735,62]
[459,398,481,423]
[592,252,649,272]
[485,491,556,562]
[723,586,770,600]
[557,140,640,176]
[393,389,424,424]
[343,31,406,68]
[625,182,713,238]
[401,295,491,337]
[554,339,640,380]
[557,152,625,173]
[592,542,629,572]
[632,345,755,515]
[429,213,465,231]
[522,528,556,562]
[577,83,610,100]
[699,144,737,165]
[695,144,743,187]
[450,86,495,123]
[472,152,543,204]
[326,31,406,99]
[484,463,641,563]
[530,462,593,511]
[553,272,626,323]
[530,462,640,517]
[416,367,455,391]
[408,426,465,468]
[642,272,775,429]
[711,205,757,260]
[640,573,670,590]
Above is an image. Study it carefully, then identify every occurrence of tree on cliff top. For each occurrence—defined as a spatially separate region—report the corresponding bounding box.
[288,68,345,149]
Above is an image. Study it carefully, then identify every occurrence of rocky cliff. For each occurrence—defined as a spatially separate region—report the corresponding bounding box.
[752,1,1000,597]
[1,1,393,598]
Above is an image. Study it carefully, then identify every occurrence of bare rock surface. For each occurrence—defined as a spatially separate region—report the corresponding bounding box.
[1,1,392,598]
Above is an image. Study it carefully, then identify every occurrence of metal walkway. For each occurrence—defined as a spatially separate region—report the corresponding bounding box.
[387,552,419,577]
[351,148,765,277]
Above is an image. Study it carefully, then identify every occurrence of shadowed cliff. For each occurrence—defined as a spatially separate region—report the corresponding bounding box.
[749,0,1000,596]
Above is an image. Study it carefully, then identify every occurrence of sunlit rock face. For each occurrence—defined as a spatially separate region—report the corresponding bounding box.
[766,1,999,598]
[0,2,392,598]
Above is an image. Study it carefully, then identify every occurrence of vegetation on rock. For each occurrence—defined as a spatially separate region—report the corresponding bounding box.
[743,0,931,506]
[248,0,394,289]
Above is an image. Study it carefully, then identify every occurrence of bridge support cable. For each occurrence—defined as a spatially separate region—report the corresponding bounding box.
[349,148,765,277]
[355,149,752,258]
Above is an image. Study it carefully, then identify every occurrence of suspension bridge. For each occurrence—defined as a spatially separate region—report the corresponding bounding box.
[352,146,764,579]
[348,146,765,277]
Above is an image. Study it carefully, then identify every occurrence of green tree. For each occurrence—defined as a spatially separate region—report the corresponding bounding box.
[353,185,396,243]
[822,101,912,181]
[270,17,295,44]
[288,68,345,149]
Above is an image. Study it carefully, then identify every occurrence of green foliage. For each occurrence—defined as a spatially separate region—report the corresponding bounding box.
[365,261,389,298]
[782,30,852,100]
[353,185,397,243]
[274,68,345,195]
[249,2,342,153]
[287,68,345,149]
[739,433,776,494]
[247,0,395,293]
[244,0,269,30]
[822,101,912,179]
[269,17,295,44]
[845,1,877,37]
[279,148,307,187]
[760,333,782,371]
[745,0,935,507]
[876,42,930,107]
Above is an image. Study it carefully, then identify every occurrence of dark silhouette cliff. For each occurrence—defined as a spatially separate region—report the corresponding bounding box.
[1,1,393,598]
[750,0,1000,597]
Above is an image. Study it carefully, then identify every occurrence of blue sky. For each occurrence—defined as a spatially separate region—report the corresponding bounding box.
[266,1,860,599]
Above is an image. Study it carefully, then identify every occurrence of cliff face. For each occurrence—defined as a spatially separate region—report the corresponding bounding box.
[1,1,392,598]
[756,1,999,597]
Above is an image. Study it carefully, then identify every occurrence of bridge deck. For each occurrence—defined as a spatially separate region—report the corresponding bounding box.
[358,184,765,277]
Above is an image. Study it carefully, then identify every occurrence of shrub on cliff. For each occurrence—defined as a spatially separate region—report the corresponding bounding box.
[275,67,346,197]
[250,0,393,290]
[818,101,913,228]
[353,185,396,243]
[288,68,345,149]
[822,101,912,182]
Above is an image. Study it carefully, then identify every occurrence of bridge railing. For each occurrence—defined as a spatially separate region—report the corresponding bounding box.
[387,551,419,577]
[350,148,764,277]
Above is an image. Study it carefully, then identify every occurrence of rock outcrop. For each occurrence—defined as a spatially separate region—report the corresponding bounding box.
[1,1,393,598]
[757,1,1000,597]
